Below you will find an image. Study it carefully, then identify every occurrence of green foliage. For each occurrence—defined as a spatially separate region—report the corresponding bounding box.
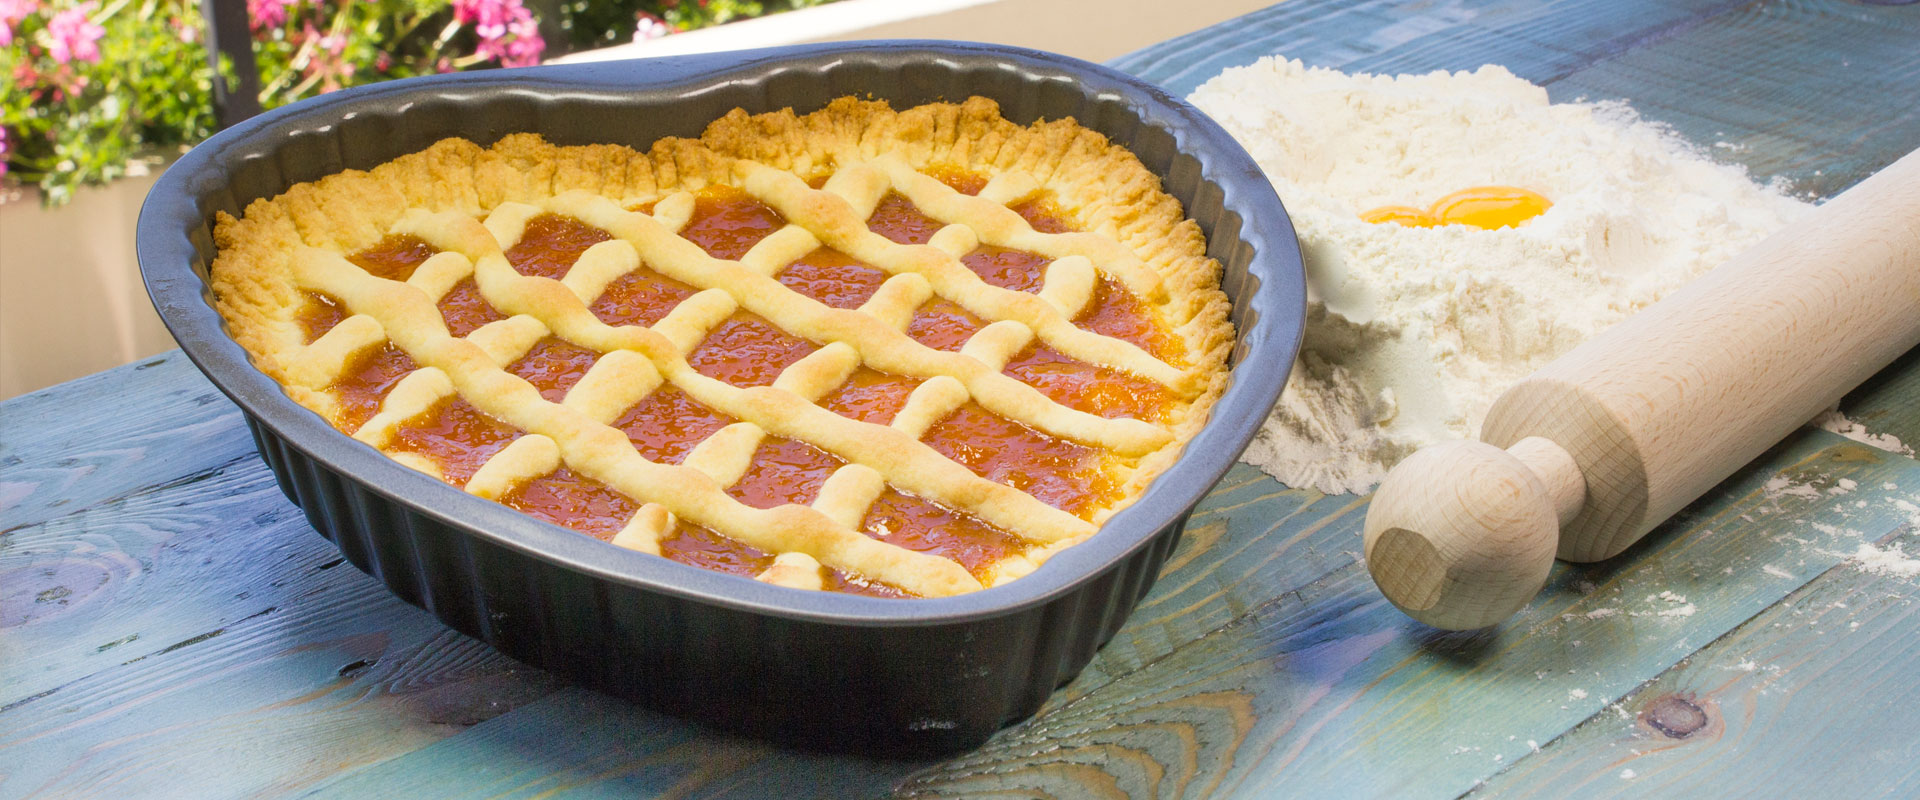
[2,0,220,205]
[555,0,837,50]
[2,0,838,205]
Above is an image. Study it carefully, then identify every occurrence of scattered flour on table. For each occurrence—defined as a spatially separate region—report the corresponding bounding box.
[1187,58,1811,494]
[1851,542,1920,579]
[1814,409,1915,457]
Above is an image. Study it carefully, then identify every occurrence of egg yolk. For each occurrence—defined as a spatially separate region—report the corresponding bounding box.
[1361,185,1552,230]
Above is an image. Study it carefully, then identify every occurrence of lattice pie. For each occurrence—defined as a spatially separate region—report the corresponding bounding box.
[212,97,1232,598]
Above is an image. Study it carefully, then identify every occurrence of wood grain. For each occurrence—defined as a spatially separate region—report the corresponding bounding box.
[2,0,1918,796]
[891,434,1920,799]
[0,456,561,797]
[0,353,256,532]
[1471,526,1920,798]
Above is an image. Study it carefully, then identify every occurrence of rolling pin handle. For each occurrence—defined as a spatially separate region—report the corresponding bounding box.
[1362,438,1579,630]
[1508,436,1586,527]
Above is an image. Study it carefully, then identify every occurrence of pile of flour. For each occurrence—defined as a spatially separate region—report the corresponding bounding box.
[1189,57,1811,494]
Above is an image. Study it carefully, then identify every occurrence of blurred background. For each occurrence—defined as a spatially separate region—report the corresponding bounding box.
[0,0,1268,400]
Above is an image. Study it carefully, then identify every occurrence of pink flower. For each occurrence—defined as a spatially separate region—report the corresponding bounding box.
[248,0,291,31]
[1,125,11,179]
[458,0,544,68]
[0,0,38,48]
[44,3,104,64]
[634,12,670,41]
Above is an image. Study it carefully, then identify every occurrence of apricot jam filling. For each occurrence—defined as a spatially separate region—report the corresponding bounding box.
[614,386,734,464]
[680,185,785,260]
[926,166,987,196]
[507,214,612,280]
[688,312,819,387]
[907,298,986,352]
[777,248,888,309]
[347,234,438,281]
[922,402,1120,519]
[506,337,600,402]
[961,245,1051,292]
[727,437,845,509]
[502,467,638,541]
[329,343,419,433]
[389,397,521,487]
[818,367,921,426]
[437,278,506,337]
[1012,196,1075,234]
[1078,277,1181,364]
[297,291,347,343]
[315,173,1181,595]
[589,267,696,328]
[1003,345,1175,425]
[860,488,1023,579]
[660,522,774,578]
[867,191,945,245]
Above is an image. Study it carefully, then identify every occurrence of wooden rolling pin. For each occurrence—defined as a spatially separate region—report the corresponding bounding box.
[1363,148,1920,630]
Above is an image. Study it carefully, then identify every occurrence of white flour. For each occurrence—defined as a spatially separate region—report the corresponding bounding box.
[1814,409,1915,457]
[1189,58,1811,494]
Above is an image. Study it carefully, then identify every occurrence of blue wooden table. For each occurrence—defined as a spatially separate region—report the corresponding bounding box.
[5,1,1919,796]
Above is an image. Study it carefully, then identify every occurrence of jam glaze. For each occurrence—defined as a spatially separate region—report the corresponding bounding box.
[727,437,845,509]
[680,185,786,260]
[907,298,987,352]
[297,291,347,344]
[922,402,1120,520]
[337,166,1187,595]
[867,192,946,245]
[437,278,506,337]
[590,266,697,328]
[347,234,438,282]
[506,337,600,403]
[660,523,775,578]
[388,397,521,488]
[614,386,735,464]
[776,248,888,309]
[330,344,419,433]
[818,368,922,427]
[502,467,638,541]
[506,214,612,280]
[688,312,820,388]
[861,487,1023,579]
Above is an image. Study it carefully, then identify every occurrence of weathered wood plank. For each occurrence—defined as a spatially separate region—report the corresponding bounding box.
[298,688,925,800]
[1046,467,1368,710]
[1,2,1913,796]
[1545,0,1920,197]
[1470,525,1920,798]
[0,351,257,531]
[1108,0,1750,99]
[888,433,1920,799]
[0,461,561,798]
[288,465,1359,799]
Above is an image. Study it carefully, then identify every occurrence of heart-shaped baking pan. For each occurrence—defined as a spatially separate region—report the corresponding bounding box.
[137,40,1304,754]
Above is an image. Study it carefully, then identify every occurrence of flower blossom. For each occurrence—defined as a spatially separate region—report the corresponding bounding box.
[248,0,292,31]
[44,3,104,64]
[456,0,544,68]
[634,12,670,41]
[1,125,11,179]
[0,0,38,48]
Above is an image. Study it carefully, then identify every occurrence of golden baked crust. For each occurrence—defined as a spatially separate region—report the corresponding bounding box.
[211,96,1233,597]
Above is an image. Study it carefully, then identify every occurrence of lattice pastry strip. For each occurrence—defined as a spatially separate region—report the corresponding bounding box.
[285,194,1110,594]
[212,98,1234,598]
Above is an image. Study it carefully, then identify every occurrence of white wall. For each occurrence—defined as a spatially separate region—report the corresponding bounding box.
[1,168,177,400]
